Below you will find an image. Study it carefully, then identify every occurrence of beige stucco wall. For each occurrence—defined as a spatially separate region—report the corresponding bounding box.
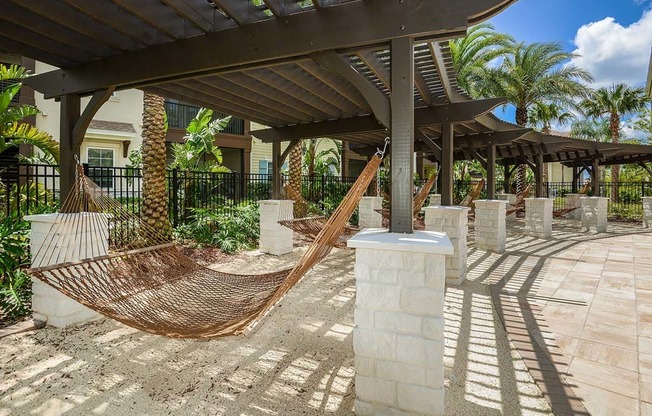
[548,162,574,183]
[34,62,143,168]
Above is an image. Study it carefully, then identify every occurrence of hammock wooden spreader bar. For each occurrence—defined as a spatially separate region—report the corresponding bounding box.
[27,154,383,338]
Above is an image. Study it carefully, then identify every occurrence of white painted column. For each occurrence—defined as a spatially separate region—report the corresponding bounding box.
[474,200,507,253]
[496,193,516,222]
[643,197,652,228]
[581,197,608,233]
[348,230,453,416]
[428,194,442,207]
[259,200,294,255]
[358,196,383,229]
[565,194,582,220]
[524,198,553,239]
[423,206,469,285]
[26,213,105,328]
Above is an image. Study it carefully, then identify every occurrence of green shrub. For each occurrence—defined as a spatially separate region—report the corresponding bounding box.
[0,215,31,319]
[175,203,260,254]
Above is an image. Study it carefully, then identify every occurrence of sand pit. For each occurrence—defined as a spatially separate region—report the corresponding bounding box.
[1,246,552,415]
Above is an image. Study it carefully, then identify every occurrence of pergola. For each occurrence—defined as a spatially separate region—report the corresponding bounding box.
[5,0,652,233]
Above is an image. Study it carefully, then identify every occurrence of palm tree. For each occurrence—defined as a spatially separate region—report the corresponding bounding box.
[477,42,593,192]
[571,117,612,182]
[633,107,652,142]
[449,23,514,97]
[0,64,59,165]
[287,141,306,217]
[528,102,575,183]
[303,138,341,177]
[580,84,647,201]
[140,92,172,240]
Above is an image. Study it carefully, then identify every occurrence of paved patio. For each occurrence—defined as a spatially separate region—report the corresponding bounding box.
[468,219,652,416]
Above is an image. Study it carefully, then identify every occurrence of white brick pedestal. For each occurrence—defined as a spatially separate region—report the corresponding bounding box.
[26,213,105,328]
[348,230,453,416]
[643,197,652,228]
[496,193,517,222]
[259,200,294,255]
[524,198,553,239]
[474,200,507,253]
[423,206,470,285]
[565,194,583,220]
[358,196,383,229]
[428,194,442,207]
[581,197,608,233]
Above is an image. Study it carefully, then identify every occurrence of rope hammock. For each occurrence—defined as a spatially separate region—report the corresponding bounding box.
[27,154,384,338]
[376,171,438,228]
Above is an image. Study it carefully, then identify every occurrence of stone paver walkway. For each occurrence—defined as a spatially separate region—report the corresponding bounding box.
[469,220,652,416]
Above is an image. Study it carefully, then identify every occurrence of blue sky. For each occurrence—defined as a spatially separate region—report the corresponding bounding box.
[487,0,652,129]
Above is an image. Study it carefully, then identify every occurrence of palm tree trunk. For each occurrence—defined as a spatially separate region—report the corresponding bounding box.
[610,113,620,203]
[516,107,529,194]
[288,141,307,217]
[141,92,172,241]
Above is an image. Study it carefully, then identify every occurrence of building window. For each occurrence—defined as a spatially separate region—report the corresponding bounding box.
[259,160,273,175]
[87,147,114,188]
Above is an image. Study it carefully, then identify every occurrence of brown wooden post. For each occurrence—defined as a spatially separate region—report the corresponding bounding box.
[272,141,282,199]
[592,160,600,196]
[441,122,454,206]
[389,37,414,233]
[572,166,579,193]
[59,95,81,206]
[341,142,350,177]
[503,163,511,193]
[535,152,544,197]
[487,143,496,199]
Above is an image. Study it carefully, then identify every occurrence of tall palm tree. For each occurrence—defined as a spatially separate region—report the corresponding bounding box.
[287,141,306,217]
[141,92,172,240]
[528,102,575,182]
[580,84,647,201]
[571,117,612,182]
[449,23,514,97]
[477,42,593,192]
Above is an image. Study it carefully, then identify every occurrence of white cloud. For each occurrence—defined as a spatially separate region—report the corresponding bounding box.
[571,8,652,88]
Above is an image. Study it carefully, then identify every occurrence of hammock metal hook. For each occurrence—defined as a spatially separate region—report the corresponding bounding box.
[375,137,390,158]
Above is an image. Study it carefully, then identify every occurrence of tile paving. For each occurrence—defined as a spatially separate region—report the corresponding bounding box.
[467,219,652,416]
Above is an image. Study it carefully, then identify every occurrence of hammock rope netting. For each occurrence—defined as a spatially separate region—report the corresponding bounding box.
[27,154,383,338]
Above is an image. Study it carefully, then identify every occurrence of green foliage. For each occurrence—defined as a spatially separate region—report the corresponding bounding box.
[175,203,260,254]
[0,64,60,165]
[571,117,613,142]
[0,182,57,217]
[303,139,341,177]
[0,215,31,319]
[633,107,652,143]
[170,108,231,173]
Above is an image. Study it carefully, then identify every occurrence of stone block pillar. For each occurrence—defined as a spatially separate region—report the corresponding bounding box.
[423,206,470,285]
[643,197,652,228]
[428,194,442,207]
[581,197,608,233]
[474,200,507,253]
[565,194,583,220]
[358,196,383,229]
[26,213,105,328]
[496,193,517,222]
[524,198,553,239]
[259,200,294,255]
[348,230,453,416]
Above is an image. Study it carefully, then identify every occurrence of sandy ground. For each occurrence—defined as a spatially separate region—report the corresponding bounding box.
[1,244,553,416]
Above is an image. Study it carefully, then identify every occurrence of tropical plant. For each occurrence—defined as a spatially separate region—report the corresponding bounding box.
[303,138,341,177]
[449,23,514,97]
[140,92,172,240]
[170,108,231,173]
[476,42,593,192]
[287,141,307,217]
[0,64,60,165]
[580,84,648,201]
[0,181,57,217]
[0,215,31,319]
[528,102,575,134]
[633,106,652,143]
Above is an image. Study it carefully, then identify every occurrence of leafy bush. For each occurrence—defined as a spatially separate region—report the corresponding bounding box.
[0,215,31,319]
[618,189,641,204]
[0,181,57,217]
[175,203,260,254]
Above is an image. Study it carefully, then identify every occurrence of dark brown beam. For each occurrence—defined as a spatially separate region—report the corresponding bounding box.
[572,166,579,193]
[429,42,464,103]
[638,162,652,180]
[213,0,269,25]
[59,95,80,205]
[253,98,508,141]
[159,0,220,32]
[72,88,115,153]
[272,141,282,199]
[487,143,496,199]
[311,51,390,128]
[262,0,303,17]
[417,131,442,162]
[389,37,414,233]
[26,0,515,98]
[592,159,600,196]
[110,0,204,39]
[535,150,544,197]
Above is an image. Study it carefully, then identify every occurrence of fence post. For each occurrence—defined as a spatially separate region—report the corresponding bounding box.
[171,168,179,227]
[321,174,326,210]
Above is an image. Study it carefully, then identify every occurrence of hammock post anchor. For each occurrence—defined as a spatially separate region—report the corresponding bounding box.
[524,198,554,239]
[427,194,442,207]
[347,229,453,416]
[423,206,470,285]
[25,213,104,328]
[580,197,608,233]
[259,200,294,256]
[358,196,383,229]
